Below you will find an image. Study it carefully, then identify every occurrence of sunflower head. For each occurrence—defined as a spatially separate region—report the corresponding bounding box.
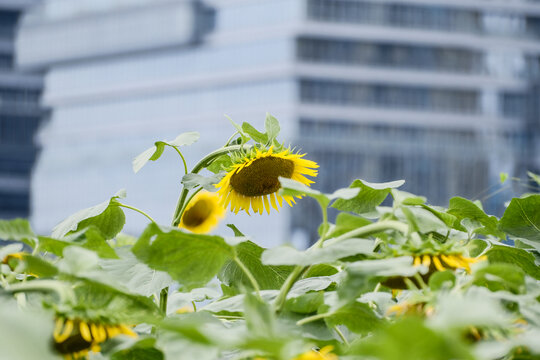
[294,346,338,360]
[53,317,136,359]
[179,191,225,234]
[215,146,318,215]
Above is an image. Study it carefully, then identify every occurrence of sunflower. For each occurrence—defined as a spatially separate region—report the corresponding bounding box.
[215,146,318,214]
[293,346,338,360]
[53,317,136,359]
[383,253,487,289]
[179,191,225,234]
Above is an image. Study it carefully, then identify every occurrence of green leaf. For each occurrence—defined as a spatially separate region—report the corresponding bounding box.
[244,292,275,337]
[132,223,234,290]
[447,197,504,237]
[332,179,404,214]
[51,190,126,239]
[392,189,426,206]
[500,172,509,184]
[285,292,324,314]
[428,271,455,291]
[218,240,292,291]
[111,339,164,360]
[500,195,540,242]
[473,263,526,294]
[288,276,335,298]
[201,291,278,314]
[99,248,174,297]
[0,243,23,261]
[327,213,371,238]
[346,257,420,277]
[182,173,223,191]
[320,301,380,335]
[207,154,233,174]
[38,227,118,259]
[486,245,540,280]
[279,177,359,208]
[261,239,375,266]
[0,218,36,247]
[528,171,540,186]
[132,132,199,173]
[23,255,59,277]
[264,113,280,143]
[349,317,475,360]
[242,122,268,144]
[0,298,59,360]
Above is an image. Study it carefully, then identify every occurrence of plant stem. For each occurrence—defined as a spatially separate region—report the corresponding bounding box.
[116,203,158,224]
[273,265,305,313]
[159,287,168,314]
[323,221,409,247]
[334,326,349,345]
[171,145,248,227]
[296,312,331,326]
[171,146,189,175]
[233,255,261,297]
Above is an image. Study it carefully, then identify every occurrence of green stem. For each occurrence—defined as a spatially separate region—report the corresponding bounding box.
[171,146,189,175]
[334,326,349,345]
[116,203,158,224]
[191,301,197,312]
[323,220,409,247]
[171,145,248,227]
[233,254,261,297]
[159,287,168,314]
[274,265,305,313]
[296,312,331,326]
[7,280,75,303]
[413,273,428,290]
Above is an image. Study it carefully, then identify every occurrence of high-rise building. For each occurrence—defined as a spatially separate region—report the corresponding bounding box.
[0,0,44,220]
[16,0,540,246]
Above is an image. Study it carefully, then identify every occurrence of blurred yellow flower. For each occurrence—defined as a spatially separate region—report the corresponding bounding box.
[179,191,225,234]
[293,346,338,360]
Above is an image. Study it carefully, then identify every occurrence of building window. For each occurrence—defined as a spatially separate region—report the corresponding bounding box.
[299,80,479,114]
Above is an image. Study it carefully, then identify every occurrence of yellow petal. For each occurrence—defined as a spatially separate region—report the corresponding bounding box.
[432,256,446,272]
[55,319,74,343]
[79,322,92,342]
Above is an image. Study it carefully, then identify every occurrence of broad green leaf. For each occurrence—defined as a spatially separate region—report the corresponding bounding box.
[207,154,233,174]
[132,132,199,173]
[23,255,59,277]
[226,115,249,142]
[181,173,223,191]
[51,190,126,239]
[201,291,278,314]
[261,238,375,266]
[500,172,509,184]
[264,113,280,143]
[319,301,380,335]
[428,271,455,291]
[38,227,118,259]
[486,245,540,280]
[288,276,335,298]
[349,317,474,360]
[448,197,504,237]
[111,339,164,360]
[473,263,525,294]
[327,213,371,238]
[500,195,540,242]
[333,179,404,214]
[279,177,359,207]
[218,240,292,291]
[99,248,174,297]
[133,223,233,290]
[0,298,58,360]
[392,189,426,206]
[420,204,464,231]
[285,292,324,314]
[242,122,268,144]
[0,243,23,261]
[244,292,275,337]
[0,218,36,247]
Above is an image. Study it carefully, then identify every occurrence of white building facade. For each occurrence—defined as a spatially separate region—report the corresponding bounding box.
[17,0,540,244]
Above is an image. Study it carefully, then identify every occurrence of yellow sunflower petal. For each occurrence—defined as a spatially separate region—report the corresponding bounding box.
[55,319,74,343]
[79,322,92,342]
[432,256,446,272]
[422,255,431,267]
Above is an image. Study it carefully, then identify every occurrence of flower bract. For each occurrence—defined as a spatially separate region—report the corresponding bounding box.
[179,191,225,234]
[215,146,318,214]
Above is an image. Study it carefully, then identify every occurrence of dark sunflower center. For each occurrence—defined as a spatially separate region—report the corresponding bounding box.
[230,156,295,196]
[183,199,213,227]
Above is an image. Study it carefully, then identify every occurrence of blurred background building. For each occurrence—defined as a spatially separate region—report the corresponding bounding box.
[0,0,44,220]
[14,0,540,246]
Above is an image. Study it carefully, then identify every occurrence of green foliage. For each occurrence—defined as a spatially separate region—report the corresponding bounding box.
[1,116,539,360]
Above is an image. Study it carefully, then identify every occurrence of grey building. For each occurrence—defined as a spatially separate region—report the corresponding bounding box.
[0,0,44,220]
[16,0,540,246]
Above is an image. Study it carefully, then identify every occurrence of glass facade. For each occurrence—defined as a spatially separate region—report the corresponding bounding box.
[0,5,44,220]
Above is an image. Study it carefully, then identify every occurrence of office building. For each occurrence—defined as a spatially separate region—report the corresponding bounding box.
[0,0,44,220]
[17,0,540,245]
